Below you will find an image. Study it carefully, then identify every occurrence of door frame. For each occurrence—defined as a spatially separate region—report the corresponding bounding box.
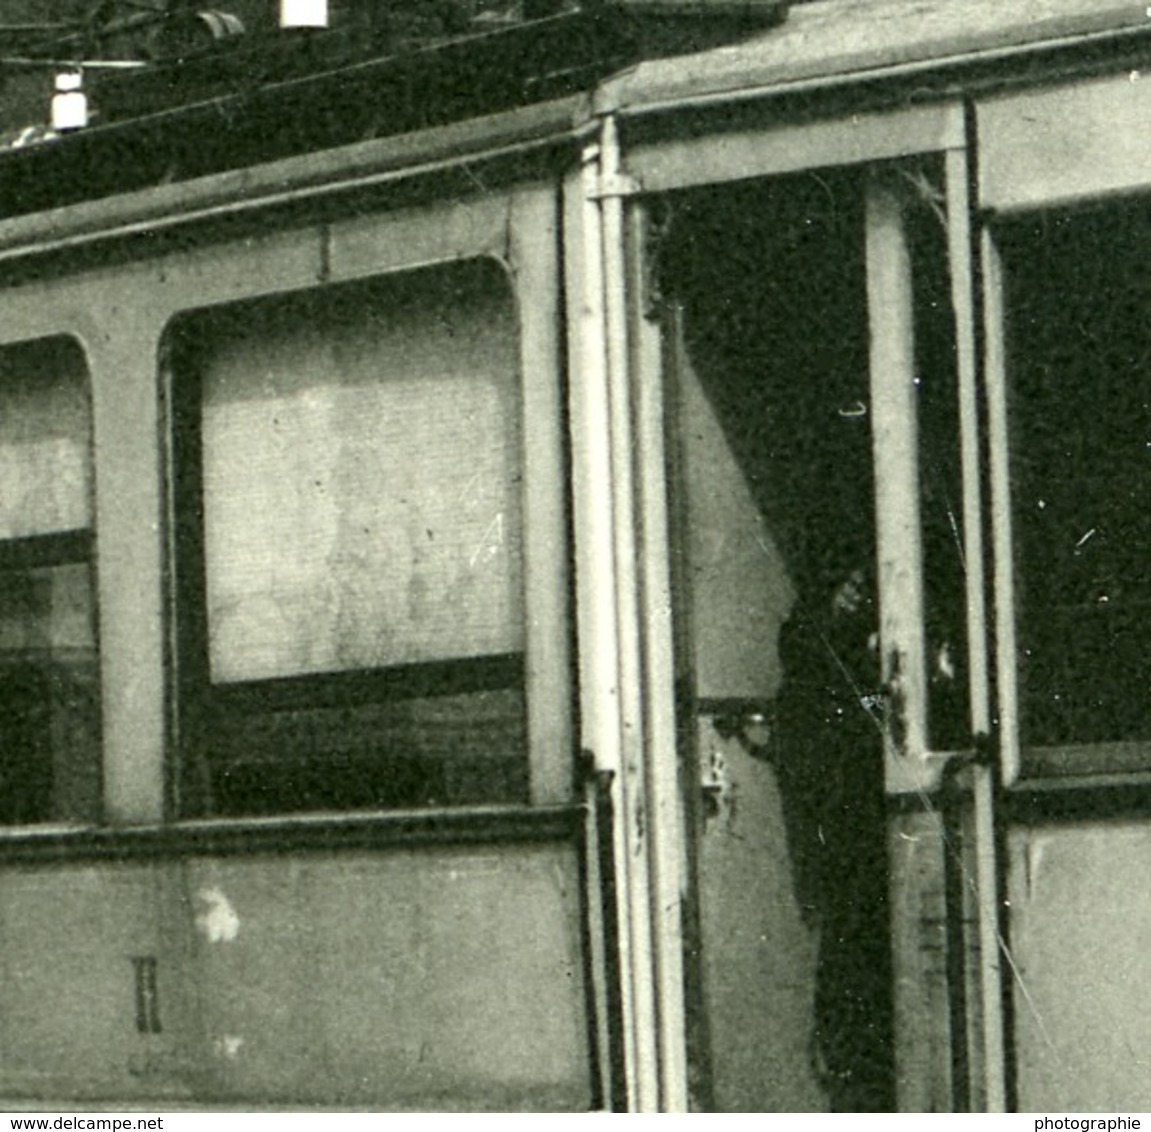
[573,97,1013,1111]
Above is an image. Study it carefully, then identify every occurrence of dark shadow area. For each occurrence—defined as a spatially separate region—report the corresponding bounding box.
[664,169,894,1111]
[999,202,1151,749]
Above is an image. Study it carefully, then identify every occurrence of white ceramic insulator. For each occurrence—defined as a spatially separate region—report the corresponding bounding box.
[280,0,328,28]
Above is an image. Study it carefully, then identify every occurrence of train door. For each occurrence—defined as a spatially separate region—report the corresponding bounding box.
[658,158,1007,1112]
[573,98,1010,1110]
[974,74,1151,1111]
[660,165,890,1112]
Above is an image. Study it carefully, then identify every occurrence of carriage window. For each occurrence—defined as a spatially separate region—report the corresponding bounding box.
[999,202,1151,749]
[0,337,101,825]
[171,260,527,816]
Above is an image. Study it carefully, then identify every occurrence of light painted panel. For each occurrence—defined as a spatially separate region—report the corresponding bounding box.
[0,338,90,539]
[1008,821,1151,1111]
[695,723,825,1112]
[184,844,590,1108]
[677,345,794,703]
[199,261,523,683]
[0,864,189,1101]
[628,103,963,195]
[979,74,1151,213]
[0,843,591,1109]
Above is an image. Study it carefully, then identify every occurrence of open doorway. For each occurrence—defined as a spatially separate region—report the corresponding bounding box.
[661,168,894,1111]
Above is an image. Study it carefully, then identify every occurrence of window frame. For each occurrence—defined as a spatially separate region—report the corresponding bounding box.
[162,189,572,818]
[0,334,101,830]
[978,74,1151,788]
[168,262,533,815]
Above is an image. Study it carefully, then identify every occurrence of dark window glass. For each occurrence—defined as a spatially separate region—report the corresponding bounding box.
[1000,203,1151,747]
[906,169,971,751]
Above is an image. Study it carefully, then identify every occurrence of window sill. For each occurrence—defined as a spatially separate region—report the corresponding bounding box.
[1018,739,1151,785]
[0,803,585,864]
[1005,742,1151,822]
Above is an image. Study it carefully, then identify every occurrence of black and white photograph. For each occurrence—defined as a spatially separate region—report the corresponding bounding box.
[0,0,1147,1117]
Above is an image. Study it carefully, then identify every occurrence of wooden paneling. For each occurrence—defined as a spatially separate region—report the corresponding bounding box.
[0,842,592,1109]
[979,74,1151,213]
[1008,821,1151,1111]
[626,104,963,195]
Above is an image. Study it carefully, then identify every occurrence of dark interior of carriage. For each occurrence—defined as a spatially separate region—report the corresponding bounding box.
[660,160,970,1110]
[998,201,1151,754]
[662,168,894,1111]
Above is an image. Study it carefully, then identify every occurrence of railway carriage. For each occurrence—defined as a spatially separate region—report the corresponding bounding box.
[0,0,1148,1112]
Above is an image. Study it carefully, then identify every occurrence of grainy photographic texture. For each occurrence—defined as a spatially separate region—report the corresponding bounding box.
[0,0,1147,1115]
